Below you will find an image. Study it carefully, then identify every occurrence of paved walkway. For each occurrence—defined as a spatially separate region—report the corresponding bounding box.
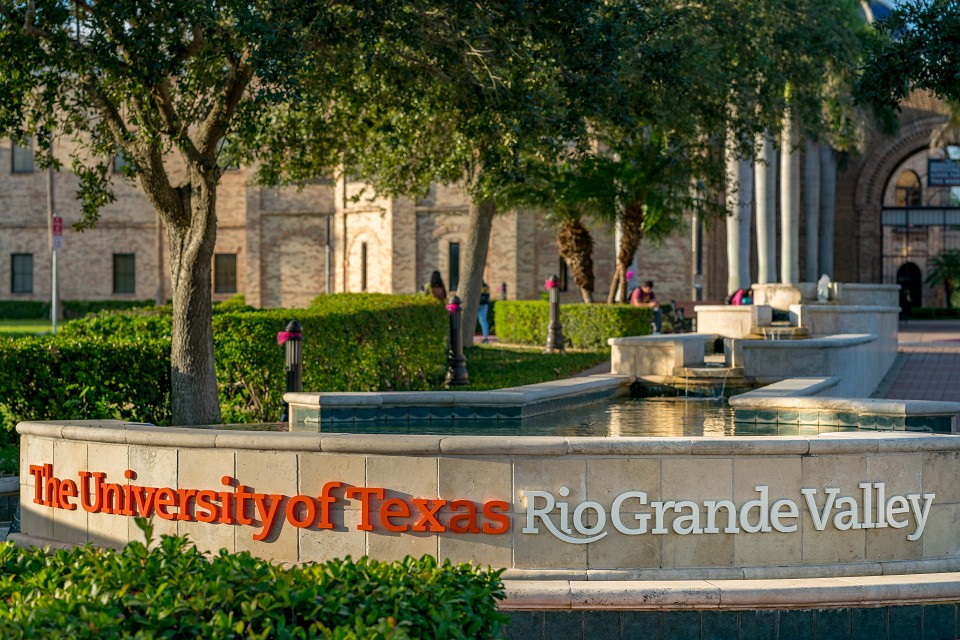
[878,320,960,402]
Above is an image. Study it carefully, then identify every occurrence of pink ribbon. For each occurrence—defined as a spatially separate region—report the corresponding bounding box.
[545,279,557,289]
[277,331,301,345]
[446,303,459,312]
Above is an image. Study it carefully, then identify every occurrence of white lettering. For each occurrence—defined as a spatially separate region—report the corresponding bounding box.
[672,501,702,535]
[612,491,650,535]
[907,493,935,541]
[703,500,739,533]
[886,495,909,529]
[739,486,772,533]
[833,496,861,531]
[770,499,798,533]
[802,488,839,531]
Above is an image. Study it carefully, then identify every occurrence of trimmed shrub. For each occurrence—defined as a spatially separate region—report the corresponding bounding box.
[494,301,652,348]
[909,307,960,319]
[0,301,50,320]
[0,335,171,442]
[0,536,507,638]
[23,294,447,426]
[61,299,156,320]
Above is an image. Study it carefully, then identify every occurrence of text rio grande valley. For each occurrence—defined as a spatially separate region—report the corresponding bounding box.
[522,484,934,544]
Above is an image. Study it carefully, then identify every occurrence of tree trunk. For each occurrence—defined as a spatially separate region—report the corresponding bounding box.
[780,109,801,285]
[556,217,594,304]
[166,169,222,426]
[459,198,496,348]
[804,139,821,281]
[607,203,644,303]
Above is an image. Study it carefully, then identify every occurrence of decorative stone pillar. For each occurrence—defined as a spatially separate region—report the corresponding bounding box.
[780,111,801,285]
[819,145,836,279]
[804,139,821,282]
[725,132,753,295]
[755,133,778,284]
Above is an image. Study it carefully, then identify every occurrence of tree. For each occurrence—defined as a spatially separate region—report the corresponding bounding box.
[926,250,960,309]
[857,0,960,108]
[0,1,577,423]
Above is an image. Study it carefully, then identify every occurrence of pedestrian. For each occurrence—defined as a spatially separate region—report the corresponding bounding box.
[630,280,662,334]
[478,281,491,343]
[424,270,447,302]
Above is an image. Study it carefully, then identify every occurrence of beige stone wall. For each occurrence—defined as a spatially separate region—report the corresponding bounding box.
[19,425,960,577]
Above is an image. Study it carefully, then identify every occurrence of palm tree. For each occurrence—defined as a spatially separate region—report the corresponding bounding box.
[926,250,960,309]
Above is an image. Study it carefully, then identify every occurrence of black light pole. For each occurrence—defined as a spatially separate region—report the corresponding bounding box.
[446,296,469,386]
[544,275,565,353]
[278,320,303,423]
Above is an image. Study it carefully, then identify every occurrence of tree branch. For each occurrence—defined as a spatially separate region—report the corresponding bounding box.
[196,51,254,160]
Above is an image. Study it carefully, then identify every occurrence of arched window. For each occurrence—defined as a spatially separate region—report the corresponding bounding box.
[895,170,922,207]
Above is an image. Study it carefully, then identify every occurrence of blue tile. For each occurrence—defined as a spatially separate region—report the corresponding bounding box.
[733,422,758,436]
[818,412,840,426]
[815,608,851,639]
[583,611,621,640]
[383,407,410,421]
[799,424,821,436]
[452,405,477,420]
[406,406,430,420]
[838,412,859,428]
[929,416,953,433]
[498,407,521,419]
[544,611,581,639]
[352,408,379,421]
[503,611,542,640]
[799,411,820,425]
[735,409,757,423]
[851,607,886,640]
[755,423,781,436]
[473,405,500,420]
[622,611,660,639]
[888,606,921,640]
[701,611,737,640]
[778,410,800,423]
[780,610,814,640]
[923,604,955,640]
[741,611,776,638]
[756,410,779,423]
[429,406,452,420]
[858,415,878,430]
[326,408,353,422]
[662,611,699,640]
[777,423,800,436]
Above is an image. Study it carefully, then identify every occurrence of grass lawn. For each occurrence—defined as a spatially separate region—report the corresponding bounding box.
[454,344,609,390]
[0,319,52,338]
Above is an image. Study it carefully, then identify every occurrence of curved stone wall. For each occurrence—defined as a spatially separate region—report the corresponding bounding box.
[14,421,960,581]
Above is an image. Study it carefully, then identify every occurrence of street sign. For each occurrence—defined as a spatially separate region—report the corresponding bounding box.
[52,214,63,250]
[928,159,960,187]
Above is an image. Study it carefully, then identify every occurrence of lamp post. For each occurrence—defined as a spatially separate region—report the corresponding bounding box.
[278,320,303,423]
[446,296,469,386]
[544,275,565,353]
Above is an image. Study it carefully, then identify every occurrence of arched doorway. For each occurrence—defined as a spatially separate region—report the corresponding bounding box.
[897,262,922,317]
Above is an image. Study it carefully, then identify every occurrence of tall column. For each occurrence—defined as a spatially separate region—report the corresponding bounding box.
[804,139,821,282]
[755,133,778,284]
[725,133,753,295]
[780,111,801,285]
[819,145,836,278]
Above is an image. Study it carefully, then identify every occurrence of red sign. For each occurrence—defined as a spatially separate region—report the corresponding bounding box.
[52,215,63,249]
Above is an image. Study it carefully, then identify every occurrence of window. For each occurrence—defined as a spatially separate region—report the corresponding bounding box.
[558,257,569,292]
[449,242,460,291]
[12,140,34,173]
[11,254,32,293]
[113,253,136,294]
[214,253,237,294]
[113,150,130,174]
[895,170,922,207]
[360,242,368,292]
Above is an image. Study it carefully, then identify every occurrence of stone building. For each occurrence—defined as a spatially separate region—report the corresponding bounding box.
[1,89,956,312]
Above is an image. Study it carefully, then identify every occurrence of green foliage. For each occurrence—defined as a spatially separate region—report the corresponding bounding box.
[0,539,506,639]
[0,320,51,339]
[924,249,960,309]
[61,300,157,320]
[0,335,172,442]
[0,301,49,320]
[908,307,960,320]
[494,301,653,348]
[48,294,446,424]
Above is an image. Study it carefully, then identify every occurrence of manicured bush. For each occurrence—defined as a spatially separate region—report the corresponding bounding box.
[0,301,49,320]
[908,307,960,319]
[0,535,507,639]
[39,294,447,424]
[0,335,171,442]
[61,299,156,320]
[494,301,652,348]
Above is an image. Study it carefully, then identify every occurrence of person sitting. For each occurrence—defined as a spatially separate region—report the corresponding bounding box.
[729,288,752,305]
[630,280,662,334]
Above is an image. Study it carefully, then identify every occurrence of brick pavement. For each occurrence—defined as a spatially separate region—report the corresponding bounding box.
[880,320,960,402]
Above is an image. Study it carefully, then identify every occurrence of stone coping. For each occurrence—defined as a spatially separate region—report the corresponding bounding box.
[16,420,960,456]
[284,373,628,408]
[730,389,960,417]
[499,572,960,611]
[731,377,840,398]
[608,334,715,346]
[735,333,875,349]
[790,305,901,314]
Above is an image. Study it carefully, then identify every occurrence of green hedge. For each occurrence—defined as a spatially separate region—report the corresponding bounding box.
[493,301,652,348]
[21,294,447,426]
[0,301,49,320]
[0,335,171,444]
[0,536,506,639]
[908,307,960,319]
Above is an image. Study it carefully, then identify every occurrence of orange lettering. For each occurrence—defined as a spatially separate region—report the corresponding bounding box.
[482,500,510,534]
[286,495,316,528]
[447,500,480,533]
[29,465,45,504]
[58,479,78,511]
[412,498,446,532]
[195,490,219,523]
[155,488,177,520]
[380,498,411,532]
[345,487,385,531]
